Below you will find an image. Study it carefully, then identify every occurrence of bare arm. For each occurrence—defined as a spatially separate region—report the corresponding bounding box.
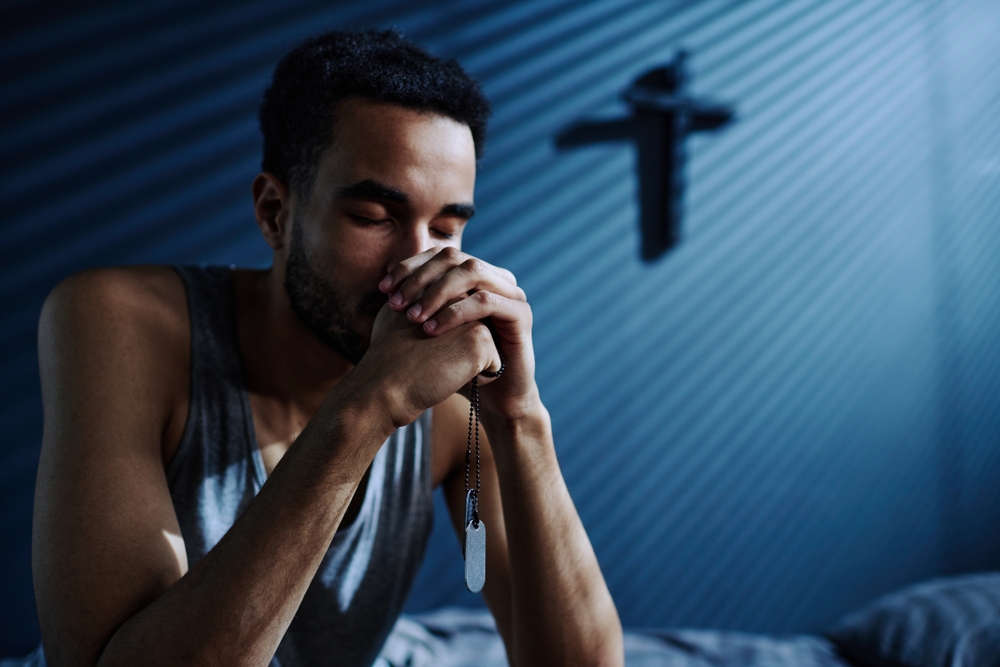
[483,402,622,667]
[33,270,397,667]
[391,246,622,666]
[33,269,499,667]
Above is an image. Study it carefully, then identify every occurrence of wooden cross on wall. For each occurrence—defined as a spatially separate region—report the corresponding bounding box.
[557,52,736,261]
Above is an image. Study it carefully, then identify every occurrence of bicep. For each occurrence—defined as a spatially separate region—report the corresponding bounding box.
[436,394,514,656]
[33,271,188,667]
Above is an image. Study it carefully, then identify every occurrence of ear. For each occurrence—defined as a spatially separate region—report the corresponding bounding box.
[252,172,292,250]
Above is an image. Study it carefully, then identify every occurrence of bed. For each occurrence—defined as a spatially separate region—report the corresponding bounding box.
[2,573,997,667]
[376,573,1000,667]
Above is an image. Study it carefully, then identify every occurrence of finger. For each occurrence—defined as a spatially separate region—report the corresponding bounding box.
[441,321,502,387]
[385,247,466,310]
[380,247,518,297]
[469,320,503,378]
[378,247,440,294]
[387,250,462,311]
[423,291,531,340]
[406,258,525,324]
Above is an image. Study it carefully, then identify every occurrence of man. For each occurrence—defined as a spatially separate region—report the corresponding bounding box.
[32,29,623,667]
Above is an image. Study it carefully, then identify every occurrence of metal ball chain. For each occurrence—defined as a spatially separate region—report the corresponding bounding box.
[465,351,504,528]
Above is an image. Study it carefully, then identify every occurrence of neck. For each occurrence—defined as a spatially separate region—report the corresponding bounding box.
[232,266,355,414]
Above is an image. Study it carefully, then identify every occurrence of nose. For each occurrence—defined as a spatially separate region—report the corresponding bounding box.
[386,223,441,273]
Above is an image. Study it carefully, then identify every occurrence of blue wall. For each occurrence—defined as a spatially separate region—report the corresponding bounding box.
[2,0,999,655]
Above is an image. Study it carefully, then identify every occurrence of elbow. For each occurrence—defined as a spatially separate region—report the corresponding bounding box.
[582,602,624,667]
[583,633,624,667]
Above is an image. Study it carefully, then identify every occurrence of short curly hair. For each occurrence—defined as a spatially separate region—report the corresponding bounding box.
[258,28,491,200]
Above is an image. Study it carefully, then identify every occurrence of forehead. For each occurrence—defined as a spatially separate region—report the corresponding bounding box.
[315,97,477,202]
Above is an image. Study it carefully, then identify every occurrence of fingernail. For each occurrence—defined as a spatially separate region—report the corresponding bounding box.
[379,275,393,291]
[407,303,422,319]
[390,292,403,306]
[424,319,437,332]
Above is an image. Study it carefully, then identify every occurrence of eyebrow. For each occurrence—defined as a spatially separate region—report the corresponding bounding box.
[334,179,408,204]
[441,203,476,220]
[335,179,476,220]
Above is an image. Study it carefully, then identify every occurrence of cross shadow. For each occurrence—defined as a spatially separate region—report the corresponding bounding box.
[556,52,736,262]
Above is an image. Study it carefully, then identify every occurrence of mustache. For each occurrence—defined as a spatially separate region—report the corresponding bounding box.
[356,287,389,316]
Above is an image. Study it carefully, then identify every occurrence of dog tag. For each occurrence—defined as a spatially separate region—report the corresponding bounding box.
[464,519,486,593]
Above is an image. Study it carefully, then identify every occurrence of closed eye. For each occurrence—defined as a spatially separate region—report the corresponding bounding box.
[350,214,392,226]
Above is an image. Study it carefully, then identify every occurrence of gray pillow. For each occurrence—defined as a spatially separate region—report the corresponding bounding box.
[825,572,1000,667]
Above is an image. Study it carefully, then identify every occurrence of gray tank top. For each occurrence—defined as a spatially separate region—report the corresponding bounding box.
[166,265,434,667]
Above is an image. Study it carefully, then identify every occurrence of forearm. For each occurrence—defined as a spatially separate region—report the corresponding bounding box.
[97,381,395,667]
[483,403,623,667]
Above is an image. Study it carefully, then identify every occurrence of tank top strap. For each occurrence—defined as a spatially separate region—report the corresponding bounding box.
[167,265,265,557]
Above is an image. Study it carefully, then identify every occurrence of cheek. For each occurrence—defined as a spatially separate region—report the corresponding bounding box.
[341,242,390,278]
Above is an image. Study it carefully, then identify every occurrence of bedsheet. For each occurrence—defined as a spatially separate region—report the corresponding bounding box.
[0,615,848,667]
[376,607,851,667]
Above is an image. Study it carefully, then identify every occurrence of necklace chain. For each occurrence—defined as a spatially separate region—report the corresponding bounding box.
[465,376,482,527]
[465,350,504,528]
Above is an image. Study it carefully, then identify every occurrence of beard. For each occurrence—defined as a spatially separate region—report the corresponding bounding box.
[283,220,387,365]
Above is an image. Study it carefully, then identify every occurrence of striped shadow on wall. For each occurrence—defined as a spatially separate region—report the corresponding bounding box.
[1,0,998,655]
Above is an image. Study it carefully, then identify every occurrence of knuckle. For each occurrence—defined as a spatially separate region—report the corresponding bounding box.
[470,322,493,348]
[475,290,495,307]
[440,246,461,261]
[438,299,462,323]
[462,257,486,275]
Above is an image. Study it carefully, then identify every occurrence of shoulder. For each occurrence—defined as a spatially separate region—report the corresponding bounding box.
[40,266,189,365]
[430,392,472,488]
[40,265,189,378]
[39,266,191,453]
[42,265,187,331]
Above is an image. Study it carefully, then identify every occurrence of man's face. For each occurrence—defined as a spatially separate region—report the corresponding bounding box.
[282,97,477,364]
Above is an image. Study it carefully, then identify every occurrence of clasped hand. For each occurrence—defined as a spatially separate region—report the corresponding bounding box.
[358,246,538,427]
